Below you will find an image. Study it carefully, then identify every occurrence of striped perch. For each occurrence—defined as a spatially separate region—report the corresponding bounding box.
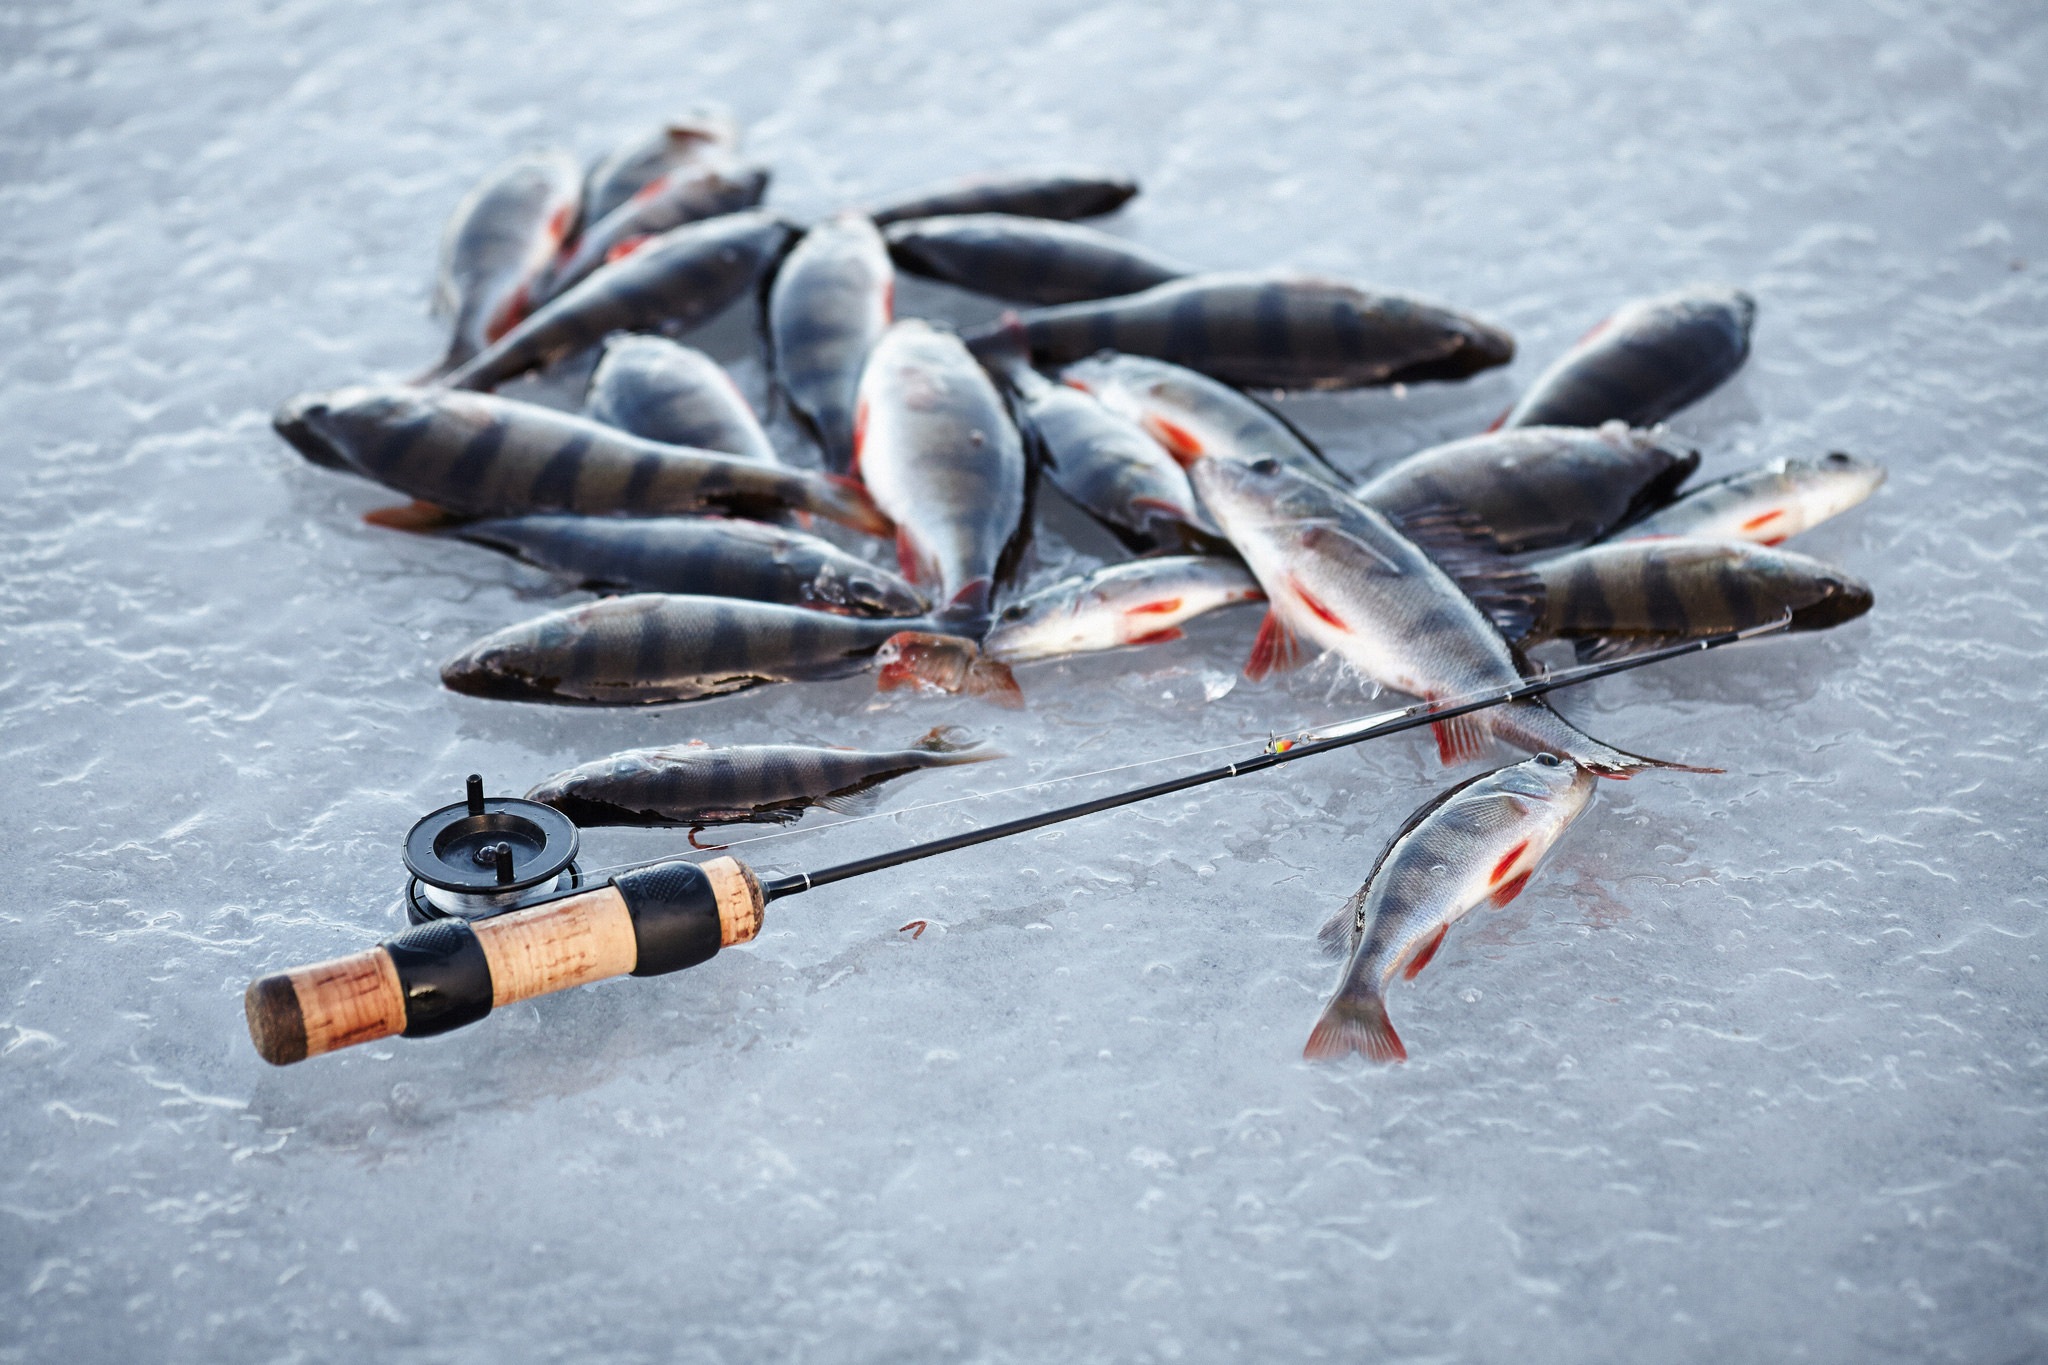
[1499,285,1755,431]
[973,270,1515,391]
[885,214,1187,306]
[535,161,768,306]
[440,515,926,616]
[580,111,739,227]
[583,335,779,462]
[439,593,963,705]
[273,384,887,532]
[1610,452,1886,547]
[1355,423,1699,554]
[1526,539,1873,661]
[525,726,999,830]
[444,209,795,391]
[867,166,1138,227]
[768,211,894,474]
[1059,351,1343,486]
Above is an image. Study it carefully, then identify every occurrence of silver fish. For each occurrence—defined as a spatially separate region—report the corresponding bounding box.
[1192,456,1713,776]
[440,594,959,706]
[442,515,926,616]
[527,725,999,831]
[428,151,582,377]
[1305,753,1597,1062]
[768,211,894,473]
[444,210,795,391]
[581,111,739,226]
[1355,423,1699,553]
[1059,352,1342,486]
[855,319,1028,633]
[1529,538,1873,661]
[1499,285,1756,430]
[868,167,1138,227]
[981,330,1215,550]
[272,384,887,532]
[983,557,1263,664]
[971,271,1515,391]
[1613,452,1886,546]
[884,214,1185,305]
[583,335,778,462]
[538,160,769,305]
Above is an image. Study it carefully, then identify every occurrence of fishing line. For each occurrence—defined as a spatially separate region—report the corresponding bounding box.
[562,614,1792,888]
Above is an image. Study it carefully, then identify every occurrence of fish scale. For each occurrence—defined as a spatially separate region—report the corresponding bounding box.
[272,384,886,531]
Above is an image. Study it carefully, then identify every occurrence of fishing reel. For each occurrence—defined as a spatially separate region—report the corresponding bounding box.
[242,775,769,1068]
[402,775,585,924]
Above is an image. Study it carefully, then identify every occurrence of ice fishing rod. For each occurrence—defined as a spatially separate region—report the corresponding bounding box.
[243,616,1789,1065]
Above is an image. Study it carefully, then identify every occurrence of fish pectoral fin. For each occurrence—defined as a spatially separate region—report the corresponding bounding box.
[817,784,886,817]
[1431,712,1490,767]
[1244,609,1308,681]
[1316,888,1368,958]
[1402,925,1449,980]
[1297,522,1405,576]
[1125,626,1184,646]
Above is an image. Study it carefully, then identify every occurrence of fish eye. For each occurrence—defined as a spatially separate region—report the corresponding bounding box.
[1248,457,1280,475]
[999,604,1027,622]
[1534,753,1562,767]
[1823,451,1851,466]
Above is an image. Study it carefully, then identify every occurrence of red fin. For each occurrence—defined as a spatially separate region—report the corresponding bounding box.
[364,500,464,533]
[1125,627,1184,646]
[1760,535,1787,548]
[485,283,530,342]
[1244,610,1306,681]
[1489,870,1532,908]
[1431,714,1488,766]
[1485,409,1507,433]
[546,204,574,244]
[965,657,1025,709]
[1125,597,1184,617]
[1141,414,1205,466]
[825,473,890,537]
[850,399,868,474]
[895,527,923,583]
[1287,575,1348,632]
[1741,509,1785,532]
[605,234,651,265]
[1403,925,1448,980]
[881,279,895,322]
[1490,841,1530,886]
[1303,994,1406,1063]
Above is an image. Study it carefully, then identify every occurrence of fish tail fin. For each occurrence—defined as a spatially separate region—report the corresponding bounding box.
[363,500,467,534]
[1303,987,1405,1064]
[1490,699,1722,779]
[911,725,1005,761]
[1316,888,1367,959]
[821,474,893,537]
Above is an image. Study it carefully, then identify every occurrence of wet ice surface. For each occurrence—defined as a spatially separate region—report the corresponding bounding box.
[4,0,2046,1359]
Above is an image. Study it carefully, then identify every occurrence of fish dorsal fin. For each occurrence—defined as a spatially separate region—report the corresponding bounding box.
[1388,504,1545,642]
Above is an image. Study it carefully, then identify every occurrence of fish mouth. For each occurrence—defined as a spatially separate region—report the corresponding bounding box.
[1791,573,1875,631]
[272,394,349,469]
[1388,317,1516,384]
[439,649,566,703]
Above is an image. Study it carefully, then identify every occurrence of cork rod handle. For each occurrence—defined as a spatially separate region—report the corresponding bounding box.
[244,856,765,1066]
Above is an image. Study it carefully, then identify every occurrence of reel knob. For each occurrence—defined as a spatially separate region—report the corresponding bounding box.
[403,774,580,921]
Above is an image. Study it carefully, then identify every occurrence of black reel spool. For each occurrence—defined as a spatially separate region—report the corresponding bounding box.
[403,775,582,925]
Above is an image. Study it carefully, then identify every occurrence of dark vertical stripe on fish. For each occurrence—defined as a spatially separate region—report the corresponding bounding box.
[529,433,591,508]
[446,419,509,492]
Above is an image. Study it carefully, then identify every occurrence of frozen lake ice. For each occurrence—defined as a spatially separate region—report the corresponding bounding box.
[3,0,2046,1359]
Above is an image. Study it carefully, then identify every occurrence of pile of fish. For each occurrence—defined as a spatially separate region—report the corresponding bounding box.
[273,109,1884,1064]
